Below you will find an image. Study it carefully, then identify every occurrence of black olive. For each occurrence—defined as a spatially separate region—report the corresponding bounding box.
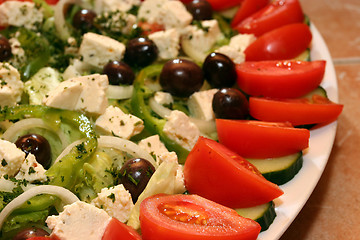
[186,0,213,20]
[12,227,49,240]
[160,58,204,97]
[203,52,237,88]
[0,34,12,61]
[124,37,158,68]
[103,60,135,85]
[72,9,97,32]
[117,158,155,203]
[212,88,249,119]
[15,134,52,169]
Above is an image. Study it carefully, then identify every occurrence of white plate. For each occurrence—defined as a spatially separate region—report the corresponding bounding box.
[258,24,339,240]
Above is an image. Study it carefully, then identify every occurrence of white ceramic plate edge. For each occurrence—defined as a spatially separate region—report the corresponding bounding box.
[257,23,339,240]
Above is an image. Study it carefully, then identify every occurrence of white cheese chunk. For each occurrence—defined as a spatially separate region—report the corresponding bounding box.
[138,135,169,162]
[181,20,223,62]
[163,110,200,151]
[15,153,47,183]
[46,201,112,240]
[43,74,108,116]
[215,45,245,64]
[91,184,134,223]
[95,0,141,13]
[95,11,137,35]
[95,106,144,139]
[149,29,180,60]
[153,91,173,105]
[0,62,24,107]
[0,1,43,30]
[79,32,126,69]
[0,139,26,178]
[137,0,168,24]
[156,1,192,30]
[188,89,218,121]
[8,37,26,68]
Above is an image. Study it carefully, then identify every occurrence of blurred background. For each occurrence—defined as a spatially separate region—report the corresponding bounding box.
[281,0,360,239]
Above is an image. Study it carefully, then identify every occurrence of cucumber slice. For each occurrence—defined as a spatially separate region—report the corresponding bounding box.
[247,152,303,185]
[235,201,276,231]
[302,86,328,100]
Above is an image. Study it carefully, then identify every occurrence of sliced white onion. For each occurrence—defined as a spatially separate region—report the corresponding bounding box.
[54,139,85,164]
[0,185,79,229]
[98,136,157,168]
[148,97,216,134]
[106,85,134,100]
[2,118,70,150]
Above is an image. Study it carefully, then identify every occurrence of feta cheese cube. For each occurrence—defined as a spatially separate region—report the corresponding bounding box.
[138,135,169,162]
[15,153,47,183]
[95,0,141,13]
[0,1,43,30]
[187,89,218,121]
[79,32,126,69]
[158,151,178,164]
[153,91,173,105]
[138,0,168,24]
[43,74,109,116]
[215,45,245,64]
[156,1,192,30]
[0,62,24,107]
[46,201,112,240]
[95,106,144,139]
[149,29,180,60]
[0,139,26,178]
[96,11,137,35]
[163,110,200,151]
[91,184,134,223]
[181,20,223,62]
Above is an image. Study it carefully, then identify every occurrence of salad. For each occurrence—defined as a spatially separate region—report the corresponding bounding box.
[0,0,343,239]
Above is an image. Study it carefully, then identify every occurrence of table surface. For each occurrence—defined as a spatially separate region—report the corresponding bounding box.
[280,0,360,239]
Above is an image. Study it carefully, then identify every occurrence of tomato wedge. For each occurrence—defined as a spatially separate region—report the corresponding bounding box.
[102,218,142,240]
[244,23,312,61]
[138,21,164,36]
[249,95,343,126]
[234,0,304,36]
[231,0,269,27]
[216,119,310,158]
[184,137,283,208]
[236,60,326,98]
[140,194,261,240]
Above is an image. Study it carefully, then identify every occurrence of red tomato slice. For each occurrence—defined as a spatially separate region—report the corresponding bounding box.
[249,96,343,126]
[234,0,304,36]
[102,218,142,240]
[184,137,283,208]
[216,119,310,158]
[45,0,59,4]
[140,194,261,240]
[236,60,326,98]
[244,23,312,61]
[26,237,56,240]
[206,0,244,11]
[231,0,269,27]
[137,21,164,36]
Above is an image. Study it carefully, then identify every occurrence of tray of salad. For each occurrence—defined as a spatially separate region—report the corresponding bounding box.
[0,0,343,239]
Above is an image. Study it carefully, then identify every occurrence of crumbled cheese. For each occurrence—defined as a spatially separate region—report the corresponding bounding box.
[46,201,112,240]
[149,29,180,60]
[43,74,109,116]
[153,91,174,105]
[0,62,24,107]
[187,89,218,121]
[91,184,134,223]
[15,153,47,183]
[79,32,126,69]
[95,106,144,139]
[94,0,141,13]
[0,139,26,178]
[163,110,200,151]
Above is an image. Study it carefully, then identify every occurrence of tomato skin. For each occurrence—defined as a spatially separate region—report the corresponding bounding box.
[234,0,304,36]
[216,119,310,158]
[231,0,269,27]
[26,237,55,240]
[137,21,164,36]
[102,218,142,240]
[184,137,283,208]
[206,0,244,11]
[244,23,312,61]
[140,194,261,240]
[249,96,343,126]
[236,60,326,98]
